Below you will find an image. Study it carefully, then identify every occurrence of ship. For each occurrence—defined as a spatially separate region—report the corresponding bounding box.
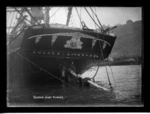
[7,7,117,90]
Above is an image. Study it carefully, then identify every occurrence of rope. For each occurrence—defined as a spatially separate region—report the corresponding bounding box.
[14,7,32,25]
[91,7,116,85]
[97,36,113,89]
[7,26,25,47]
[16,52,79,91]
[105,66,112,88]
[77,7,114,89]
[84,7,102,30]
[92,7,116,86]
[79,8,82,28]
[91,7,114,88]
[91,65,100,82]
[27,61,41,73]
[75,7,82,28]
[24,7,42,26]
[99,33,113,88]
[90,7,104,31]
[50,7,61,18]
[71,14,76,27]
[108,64,116,86]
[9,12,15,33]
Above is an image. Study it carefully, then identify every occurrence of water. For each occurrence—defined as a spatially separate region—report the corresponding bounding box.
[82,65,142,106]
[7,65,143,107]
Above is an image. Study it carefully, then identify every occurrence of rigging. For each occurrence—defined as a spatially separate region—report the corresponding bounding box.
[84,7,102,31]
[87,8,115,89]
[75,7,82,28]
[90,7,104,31]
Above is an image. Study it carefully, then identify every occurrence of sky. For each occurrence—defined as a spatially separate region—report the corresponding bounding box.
[49,7,142,29]
[7,7,142,30]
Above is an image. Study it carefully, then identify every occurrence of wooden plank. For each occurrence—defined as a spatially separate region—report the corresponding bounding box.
[87,80,109,91]
[68,69,110,91]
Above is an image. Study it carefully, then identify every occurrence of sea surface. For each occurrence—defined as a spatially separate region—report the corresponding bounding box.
[7,65,143,107]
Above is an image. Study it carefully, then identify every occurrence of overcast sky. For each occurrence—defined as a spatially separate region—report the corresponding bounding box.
[7,7,142,30]
[49,7,142,29]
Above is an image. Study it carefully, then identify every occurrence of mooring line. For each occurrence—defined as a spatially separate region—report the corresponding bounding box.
[91,65,100,82]
[109,65,116,86]
[96,30,113,89]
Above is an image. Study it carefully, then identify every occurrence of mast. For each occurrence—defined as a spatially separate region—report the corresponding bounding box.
[66,7,73,26]
[45,7,50,26]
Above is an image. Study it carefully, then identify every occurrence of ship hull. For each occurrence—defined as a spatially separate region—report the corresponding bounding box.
[7,26,116,89]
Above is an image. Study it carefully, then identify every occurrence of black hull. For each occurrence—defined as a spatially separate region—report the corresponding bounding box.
[7,26,116,90]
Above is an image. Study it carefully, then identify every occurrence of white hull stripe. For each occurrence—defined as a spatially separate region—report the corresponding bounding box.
[28,32,111,46]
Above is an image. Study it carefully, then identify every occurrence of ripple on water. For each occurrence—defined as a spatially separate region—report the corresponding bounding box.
[7,65,142,106]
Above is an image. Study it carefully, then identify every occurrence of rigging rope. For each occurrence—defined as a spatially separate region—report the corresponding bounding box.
[98,39,113,89]
[84,7,102,30]
[9,12,15,33]
[16,51,80,91]
[91,8,96,29]
[87,10,101,83]
[81,7,114,89]
[90,7,104,31]
[93,7,116,88]
[96,32,112,88]
[94,7,98,31]
[24,7,41,25]
[70,15,76,27]
[91,65,100,82]
[50,7,61,18]
[89,8,114,89]
[79,8,82,28]
[71,14,76,27]
[14,7,32,25]
[105,66,112,88]
[92,6,116,85]
[27,61,41,73]
[75,7,82,28]
[108,63,116,86]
